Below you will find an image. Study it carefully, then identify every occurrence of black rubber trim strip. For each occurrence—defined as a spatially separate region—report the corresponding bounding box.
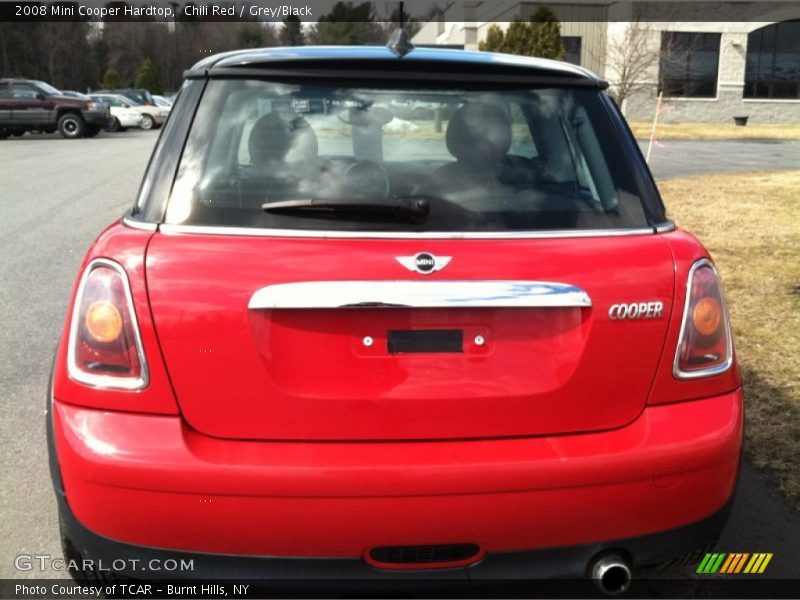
[46,352,64,498]
[192,67,605,89]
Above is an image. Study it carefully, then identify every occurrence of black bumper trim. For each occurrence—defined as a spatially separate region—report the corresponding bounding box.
[55,489,734,582]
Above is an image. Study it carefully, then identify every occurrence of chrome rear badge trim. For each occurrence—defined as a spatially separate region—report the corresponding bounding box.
[248,280,592,310]
[396,252,451,275]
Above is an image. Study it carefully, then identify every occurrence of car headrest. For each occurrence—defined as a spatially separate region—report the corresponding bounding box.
[249,112,319,165]
[446,103,512,164]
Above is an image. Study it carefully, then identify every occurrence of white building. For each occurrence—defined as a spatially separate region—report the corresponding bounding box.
[412,1,800,123]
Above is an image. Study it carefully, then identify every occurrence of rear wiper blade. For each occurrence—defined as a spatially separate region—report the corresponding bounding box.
[262,196,430,223]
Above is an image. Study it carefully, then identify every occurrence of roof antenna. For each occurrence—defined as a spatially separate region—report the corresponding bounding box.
[387,1,414,58]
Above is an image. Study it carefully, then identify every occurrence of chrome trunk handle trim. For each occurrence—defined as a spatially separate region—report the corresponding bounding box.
[249,281,591,309]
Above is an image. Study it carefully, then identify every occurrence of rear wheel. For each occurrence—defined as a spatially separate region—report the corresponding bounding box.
[0,130,9,139]
[140,114,155,130]
[57,113,86,139]
[12,130,25,137]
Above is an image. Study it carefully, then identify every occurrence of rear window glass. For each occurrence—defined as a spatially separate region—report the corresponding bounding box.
[166,79,649,232]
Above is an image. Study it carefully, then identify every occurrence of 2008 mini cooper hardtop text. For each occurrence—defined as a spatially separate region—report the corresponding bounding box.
[48,39,742,594]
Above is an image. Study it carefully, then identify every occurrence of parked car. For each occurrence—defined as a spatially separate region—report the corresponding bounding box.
[91,92,167,130]
[96,87,155,107]
[0,78,109,139]
[88,94,143,132]
[49,44,742,592]
[153,94,173,111]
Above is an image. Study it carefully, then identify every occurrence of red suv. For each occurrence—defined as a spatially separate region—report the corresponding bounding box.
[49,44,742,593]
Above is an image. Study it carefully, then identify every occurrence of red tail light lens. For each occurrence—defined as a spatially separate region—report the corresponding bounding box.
[674,259,733,379]
[67,259,148,389]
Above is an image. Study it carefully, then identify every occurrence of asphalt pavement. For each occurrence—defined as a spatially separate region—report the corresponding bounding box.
[0,132,798,587]
[641,139,800,179]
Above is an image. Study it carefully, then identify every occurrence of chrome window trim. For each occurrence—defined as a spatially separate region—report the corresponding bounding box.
[672,258,734,380]
[249,281,591,310]
[122,216,158,232]
[160,222,676,240]
[66,258,150,390]
[655,220,676,233]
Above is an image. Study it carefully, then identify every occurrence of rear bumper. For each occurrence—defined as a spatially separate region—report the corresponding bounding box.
[50,388,742,572]
[55,487,733,581]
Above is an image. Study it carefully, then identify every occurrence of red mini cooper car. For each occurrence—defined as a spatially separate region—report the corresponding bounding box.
[48,42,742,594]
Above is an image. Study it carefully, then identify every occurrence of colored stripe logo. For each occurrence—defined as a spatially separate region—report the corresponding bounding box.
[697,552,773,574]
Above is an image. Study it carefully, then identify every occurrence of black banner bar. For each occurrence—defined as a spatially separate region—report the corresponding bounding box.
[0,1,796,23]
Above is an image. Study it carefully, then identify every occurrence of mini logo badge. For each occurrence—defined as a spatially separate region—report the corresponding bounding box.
[396,252,452,275]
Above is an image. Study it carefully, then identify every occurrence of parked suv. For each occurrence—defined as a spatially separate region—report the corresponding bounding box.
[0,78,109,139]
[50,44,742,592]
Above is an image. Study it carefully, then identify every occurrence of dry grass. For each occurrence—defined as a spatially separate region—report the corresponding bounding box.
[659,170,800,504]
[630,122,800,141]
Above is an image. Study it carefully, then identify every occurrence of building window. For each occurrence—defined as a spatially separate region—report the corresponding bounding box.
[659,32,721,98]
[562,37,582,65]
[744,20,800,99]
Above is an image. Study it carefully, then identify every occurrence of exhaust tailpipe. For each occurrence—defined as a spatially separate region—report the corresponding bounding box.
[590,553,632,596]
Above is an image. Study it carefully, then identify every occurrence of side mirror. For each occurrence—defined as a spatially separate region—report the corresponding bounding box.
[35,92,46,101]
[123,103,130,108]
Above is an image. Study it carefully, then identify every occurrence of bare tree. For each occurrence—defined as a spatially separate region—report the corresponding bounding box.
[602,23,707,115]
[601,20,660,115]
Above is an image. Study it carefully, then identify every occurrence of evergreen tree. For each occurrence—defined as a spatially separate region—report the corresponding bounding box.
[237,22,264,49]
[102,67,122,89]
[307,2,383,46]
[527,6,565,61]
[280,15,305,46]
[479,24,505,52]
[133,58,162,94]
[478,6,565,61]
[502,19,535,55]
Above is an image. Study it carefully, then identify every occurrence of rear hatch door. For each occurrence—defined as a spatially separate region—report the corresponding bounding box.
[146,232,674,440]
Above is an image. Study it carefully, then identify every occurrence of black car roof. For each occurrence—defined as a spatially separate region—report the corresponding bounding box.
[186,45,606,88]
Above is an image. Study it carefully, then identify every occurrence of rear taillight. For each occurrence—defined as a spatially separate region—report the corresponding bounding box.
[67,258,148,389]
[673,259,733,379]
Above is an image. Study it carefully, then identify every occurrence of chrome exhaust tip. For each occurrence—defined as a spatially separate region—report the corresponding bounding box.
[590,553,632,596]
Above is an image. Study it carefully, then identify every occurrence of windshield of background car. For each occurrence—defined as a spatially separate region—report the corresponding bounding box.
[165,79,650,232]
[33,81,61,95]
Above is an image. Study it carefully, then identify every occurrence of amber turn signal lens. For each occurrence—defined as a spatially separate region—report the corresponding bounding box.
[85,300,123,343]
[692,297,722,336]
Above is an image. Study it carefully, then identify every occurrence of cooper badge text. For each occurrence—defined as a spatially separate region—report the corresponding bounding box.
[609,301,665,320]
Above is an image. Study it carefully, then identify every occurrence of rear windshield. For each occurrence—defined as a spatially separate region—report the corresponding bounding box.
[165,79,649,232]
